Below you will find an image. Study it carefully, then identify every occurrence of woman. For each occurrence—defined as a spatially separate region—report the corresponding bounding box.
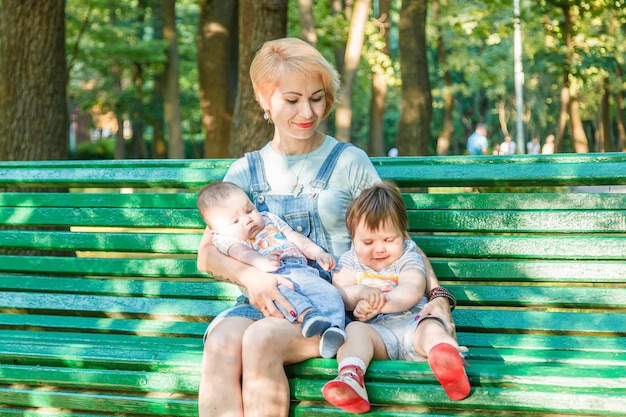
[196,37,455,417]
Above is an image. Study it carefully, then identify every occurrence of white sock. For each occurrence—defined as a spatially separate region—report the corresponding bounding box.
[338,357,367,374]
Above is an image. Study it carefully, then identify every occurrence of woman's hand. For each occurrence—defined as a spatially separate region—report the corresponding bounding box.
[245,271,296,319]
[417,296,456,336]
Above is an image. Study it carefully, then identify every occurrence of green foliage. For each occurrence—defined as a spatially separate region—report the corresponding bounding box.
[65,0,626,159]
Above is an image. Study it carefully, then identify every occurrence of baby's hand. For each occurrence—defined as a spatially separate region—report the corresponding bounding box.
[359,286,386,311]
[316,252,337,271]
[354,299,382,321]
[252,251,280,272]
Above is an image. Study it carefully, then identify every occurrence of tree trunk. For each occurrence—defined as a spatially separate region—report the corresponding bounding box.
[615,67,626,152]
[0,1,67,161]
[151,0,166,158]
[433,0,453,156]
[298,0,317,45]
[599,77,612,153]
[335,0,371,143]
[164,0,184,159]
[367,0,390,157]
[230,0,287,156]
[397,0,431,156]
[568,83,589,153]
[331,0,346,74]
[198,0,237,158]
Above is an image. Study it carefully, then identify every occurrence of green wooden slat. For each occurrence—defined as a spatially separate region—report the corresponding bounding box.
[0,410,116,417]
[408,210,626,233]
[0,275,239,299]
[461,346,626,366]
[456,332,626,353]
[290,380,626,415]
[371,153,626,187]
[447,284,626,308]
[0,339,202,371]
[416,235,626,260]
[454,309,626,335]
[0,192,197,209]
[0,364,199,394]
[1,153,625,189]
[0,207,204,228]
[0,329,202,349]
[405,192,626,210]
[0,313,209,337]
[0,256,204,277]
[429,259,626,282]
[0,291,225,317]
[0,231,203,253]
[0,388,197,416]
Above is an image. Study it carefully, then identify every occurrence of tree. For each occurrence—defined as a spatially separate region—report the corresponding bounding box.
[335,0,371,142]
[164,0,184,158]
[367,0,391,156]
[397,0,431,156]
[229,0,288,155]
[197,0,238,158]
[0,1,68,160]
[432,0,455,156]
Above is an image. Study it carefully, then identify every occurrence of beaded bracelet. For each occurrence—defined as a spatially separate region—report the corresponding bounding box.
[428,286,457,311]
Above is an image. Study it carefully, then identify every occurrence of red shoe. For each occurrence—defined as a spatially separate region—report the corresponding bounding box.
[322,366,370,413]
[428,343,471,400]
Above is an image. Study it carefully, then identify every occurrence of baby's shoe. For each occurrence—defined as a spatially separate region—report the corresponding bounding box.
[301,309,331,338]
[319,327,346,358]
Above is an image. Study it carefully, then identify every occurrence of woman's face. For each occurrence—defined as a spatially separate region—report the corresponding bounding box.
[264,72,327,141]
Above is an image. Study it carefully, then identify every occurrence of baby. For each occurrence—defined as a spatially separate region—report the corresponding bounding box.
[196,181,346,358]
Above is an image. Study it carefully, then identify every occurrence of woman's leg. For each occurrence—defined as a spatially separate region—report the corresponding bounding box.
[198,316,253,417]
[241,317,319,417]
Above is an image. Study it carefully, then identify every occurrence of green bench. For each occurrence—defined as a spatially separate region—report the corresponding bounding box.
[0,153,625,417]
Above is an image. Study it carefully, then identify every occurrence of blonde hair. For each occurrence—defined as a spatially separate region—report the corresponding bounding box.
[346,181,408,238]
[249,38,340,119]
[196,181,245,225]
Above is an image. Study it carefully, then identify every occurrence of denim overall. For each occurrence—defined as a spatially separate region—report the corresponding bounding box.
[206,142,351,326]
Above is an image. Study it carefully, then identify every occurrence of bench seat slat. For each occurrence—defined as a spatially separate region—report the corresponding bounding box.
[0,291,226,317]
[0,256,203,277]
[417,236,626,260]
[0,192,197,209]
[0,275,239,298]
[0,388,197,417]
[0,313,209,336]
[408,210,626,233]
[0,231,202,253]
[372,153,626,187]
[0,341,202,371]
[449,284,626,308]
[406,192,626,210]
[430,259,626,282]
[290,380,626,415]
[455,309,626,335]
[0,207,203,228]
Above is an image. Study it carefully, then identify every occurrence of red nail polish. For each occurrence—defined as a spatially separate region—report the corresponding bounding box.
[414,315,421,321]
[290,311,297,318]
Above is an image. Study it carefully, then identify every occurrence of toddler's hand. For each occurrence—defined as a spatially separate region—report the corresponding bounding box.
[354,299,382,322]
[359,286,386,311]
